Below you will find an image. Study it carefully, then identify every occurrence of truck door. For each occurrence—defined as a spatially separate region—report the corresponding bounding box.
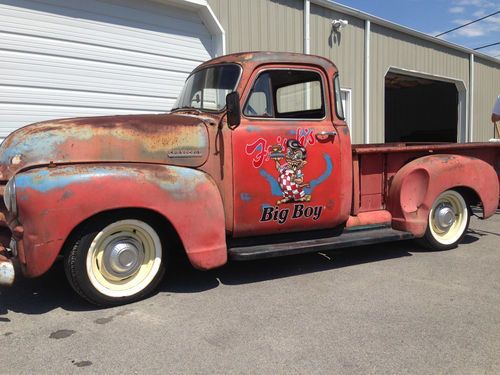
[232,66,343,237]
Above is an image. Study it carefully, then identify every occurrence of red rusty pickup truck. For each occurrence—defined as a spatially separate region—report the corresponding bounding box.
[0,52,498,306]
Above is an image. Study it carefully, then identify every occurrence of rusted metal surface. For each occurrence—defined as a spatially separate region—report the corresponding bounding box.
[345,210,392,228]
[0,114,210,182]
[0,51,498,288]
[387,154,499,237]
[353,143,500,215]
[226,56,352,237]
[351,155,360,215]
[359,154,384,212]
[353,142,500,154]
[13,163,226,277]
[196,52,341,97]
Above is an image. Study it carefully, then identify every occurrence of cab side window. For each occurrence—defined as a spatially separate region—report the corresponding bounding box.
[244,69,325,119]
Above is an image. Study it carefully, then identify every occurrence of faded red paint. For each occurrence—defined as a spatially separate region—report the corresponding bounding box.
[0,114,211,182]
[14,164,226,277]
[231,61,350,237]
[0,51,498,286]
[353,143,500,216]
[346,211,392,228]
[387,155,499,236]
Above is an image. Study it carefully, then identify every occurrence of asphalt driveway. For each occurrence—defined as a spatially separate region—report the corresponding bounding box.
[1,212,499,374]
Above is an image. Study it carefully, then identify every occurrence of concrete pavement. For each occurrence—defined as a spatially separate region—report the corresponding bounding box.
[1,212,499,374]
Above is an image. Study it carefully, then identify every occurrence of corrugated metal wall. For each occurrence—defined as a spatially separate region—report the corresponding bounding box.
[473,57,500,141]
[309,3,364,143]
[209,0,499,143]
[370,24,470,143]
[208,0,303,54]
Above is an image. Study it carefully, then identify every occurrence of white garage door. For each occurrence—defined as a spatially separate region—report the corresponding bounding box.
[0,0,215,138]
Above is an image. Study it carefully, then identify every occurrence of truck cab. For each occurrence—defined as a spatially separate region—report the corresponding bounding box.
[199,52,352,237]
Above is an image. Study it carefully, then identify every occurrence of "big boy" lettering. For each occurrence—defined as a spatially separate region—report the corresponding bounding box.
[260,204,323,224]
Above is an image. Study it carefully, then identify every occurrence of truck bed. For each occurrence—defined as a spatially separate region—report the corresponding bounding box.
[351,142,500,214]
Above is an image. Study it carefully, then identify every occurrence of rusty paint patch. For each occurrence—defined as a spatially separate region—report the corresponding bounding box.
[15,164,208,201]
[0,113,210,181]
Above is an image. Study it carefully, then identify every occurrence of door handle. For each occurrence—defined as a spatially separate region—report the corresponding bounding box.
[315,131,337,141]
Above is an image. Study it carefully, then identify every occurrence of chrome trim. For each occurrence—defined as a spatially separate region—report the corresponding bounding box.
[315,131,337,140]
[0,258,14,286]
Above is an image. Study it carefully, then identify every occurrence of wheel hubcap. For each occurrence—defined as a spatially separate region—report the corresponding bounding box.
[86,220,163,297]
[428,190,468,246]
[103,237,144,279]
[434,204,456,232]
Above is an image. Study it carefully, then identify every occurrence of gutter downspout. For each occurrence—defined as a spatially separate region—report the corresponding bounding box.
[469,53,474,142]
[364,19,371,143]
[304,0,310,54]
[304,0,311,109]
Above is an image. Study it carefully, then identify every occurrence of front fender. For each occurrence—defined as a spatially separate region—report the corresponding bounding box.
[15,163,227,277]
[387,154,499,237]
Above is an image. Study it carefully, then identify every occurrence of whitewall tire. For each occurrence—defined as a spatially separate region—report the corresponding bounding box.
[65,216,165,306]
[419,190,470,250]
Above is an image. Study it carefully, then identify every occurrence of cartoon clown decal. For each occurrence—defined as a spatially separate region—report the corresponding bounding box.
[270,139,312,205]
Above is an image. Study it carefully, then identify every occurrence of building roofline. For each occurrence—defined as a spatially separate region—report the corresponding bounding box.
[312,0,500,65]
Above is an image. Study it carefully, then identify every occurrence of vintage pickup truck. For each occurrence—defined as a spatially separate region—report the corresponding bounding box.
[0,52,498,306]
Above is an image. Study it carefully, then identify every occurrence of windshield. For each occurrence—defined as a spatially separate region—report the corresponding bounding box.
[174,64,241,112]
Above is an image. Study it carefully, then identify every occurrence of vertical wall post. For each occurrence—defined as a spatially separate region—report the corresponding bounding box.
[304,0,310,54]
[304,0,311,109]
[469,53,474,142]
[364,19,371,143]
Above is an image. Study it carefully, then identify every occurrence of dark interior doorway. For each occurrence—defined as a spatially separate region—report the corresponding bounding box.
[385,72,458,143]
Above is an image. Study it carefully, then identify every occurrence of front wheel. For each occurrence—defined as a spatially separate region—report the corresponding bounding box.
[419,190,470,250]
[65,217,165,306]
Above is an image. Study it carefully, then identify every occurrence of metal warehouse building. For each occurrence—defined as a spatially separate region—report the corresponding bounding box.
[1,0,499,143]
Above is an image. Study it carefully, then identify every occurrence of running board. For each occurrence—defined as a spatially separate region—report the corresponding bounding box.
[228,227,414,261]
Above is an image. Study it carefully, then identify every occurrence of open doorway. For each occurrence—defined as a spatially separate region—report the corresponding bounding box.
[385,72,460,143]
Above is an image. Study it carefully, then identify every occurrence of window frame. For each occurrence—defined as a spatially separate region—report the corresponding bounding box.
[174,63,243,113]
[242,67,329,122]
[333,74,345,120]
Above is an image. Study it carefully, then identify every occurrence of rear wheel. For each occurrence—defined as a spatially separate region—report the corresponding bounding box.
[65,217,165,306]
[419,190,470,250]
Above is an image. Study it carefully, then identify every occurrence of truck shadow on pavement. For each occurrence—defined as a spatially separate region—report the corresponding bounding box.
[162,235,479,294]
[0,234,481,316]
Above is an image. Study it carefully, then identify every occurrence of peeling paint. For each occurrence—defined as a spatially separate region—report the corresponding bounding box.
[0,114,210,181]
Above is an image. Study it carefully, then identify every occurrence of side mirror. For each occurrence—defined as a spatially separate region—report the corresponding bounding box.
[226,92,241,129]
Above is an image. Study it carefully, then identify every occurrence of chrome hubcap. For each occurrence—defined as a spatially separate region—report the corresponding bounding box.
[103,237,144,279]
[434,204,456,232]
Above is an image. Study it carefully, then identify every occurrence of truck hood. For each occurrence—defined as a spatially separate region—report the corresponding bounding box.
[0,113,210,181]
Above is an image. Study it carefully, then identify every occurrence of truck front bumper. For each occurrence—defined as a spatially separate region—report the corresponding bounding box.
[0,249,14,286]
[0,184,15,286]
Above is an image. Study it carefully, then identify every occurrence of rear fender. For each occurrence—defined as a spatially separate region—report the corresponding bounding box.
[15,164,227,277]
[387,154,499,237]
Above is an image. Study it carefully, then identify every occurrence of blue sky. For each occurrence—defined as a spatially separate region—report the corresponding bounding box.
[335,0,500,59]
